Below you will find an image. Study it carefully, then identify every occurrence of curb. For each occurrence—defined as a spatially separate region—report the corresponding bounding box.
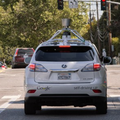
[106,65,120,68]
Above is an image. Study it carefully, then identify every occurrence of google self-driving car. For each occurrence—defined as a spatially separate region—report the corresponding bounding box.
[24,26,111,115]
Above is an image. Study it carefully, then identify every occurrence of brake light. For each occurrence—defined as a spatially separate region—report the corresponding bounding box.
[29,63,48,72]
[59,45,71,48]
[2,65,5,69]
[93,63,101,71]
[15,49,19,56]
[81,63,101,72]
[29,63,35,72]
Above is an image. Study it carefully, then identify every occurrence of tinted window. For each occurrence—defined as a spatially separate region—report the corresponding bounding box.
[35,46,94,61]
[18,49,34,55]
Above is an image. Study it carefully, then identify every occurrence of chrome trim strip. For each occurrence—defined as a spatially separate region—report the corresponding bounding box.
[50,69,79,73]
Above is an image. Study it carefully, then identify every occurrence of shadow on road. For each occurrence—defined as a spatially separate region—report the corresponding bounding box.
[9,96,120,116]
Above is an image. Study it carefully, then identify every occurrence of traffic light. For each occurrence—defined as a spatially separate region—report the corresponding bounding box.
[101,0,106,10]
[57,0,63,10]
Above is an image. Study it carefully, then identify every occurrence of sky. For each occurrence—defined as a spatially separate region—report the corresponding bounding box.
[67,0,104,20]
[87,1,103,20]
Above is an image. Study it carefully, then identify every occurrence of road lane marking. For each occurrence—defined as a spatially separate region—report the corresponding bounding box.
[109,95,120,101]
[0,95,21,114]
[0,74,16,76]
[109,95,120,97]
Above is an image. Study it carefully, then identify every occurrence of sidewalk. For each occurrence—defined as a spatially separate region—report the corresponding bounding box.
[106,64,120,68]
[0,69,5,73]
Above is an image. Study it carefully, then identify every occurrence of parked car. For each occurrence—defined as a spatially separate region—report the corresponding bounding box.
[0,61,7,69]
[12,48,34,68]
[24,28,111,115]
[0,61,3,69]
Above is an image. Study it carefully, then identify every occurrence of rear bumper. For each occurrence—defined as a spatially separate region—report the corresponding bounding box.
[25,95,107,106]
[13,62,27,67]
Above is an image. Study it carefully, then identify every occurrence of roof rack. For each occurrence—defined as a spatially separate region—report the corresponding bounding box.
[43,27,85,45]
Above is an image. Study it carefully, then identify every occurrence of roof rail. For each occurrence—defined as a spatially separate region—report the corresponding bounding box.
[47,28,85,44]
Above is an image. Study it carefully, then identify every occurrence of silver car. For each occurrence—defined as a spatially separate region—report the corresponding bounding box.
[24,28,111,115]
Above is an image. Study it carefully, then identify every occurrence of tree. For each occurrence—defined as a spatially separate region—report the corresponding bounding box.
[0,0,89,64]
[112,37,120,56]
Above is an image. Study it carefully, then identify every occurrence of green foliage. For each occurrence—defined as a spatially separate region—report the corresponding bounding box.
[86,2,120,56]
[0,0,89,64]
[112,37,120,56]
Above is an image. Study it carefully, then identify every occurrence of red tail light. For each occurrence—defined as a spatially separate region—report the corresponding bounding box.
[81,63,101,72]
[2,65,5,69]
[93,63,101,71]
[28,63,48,72]
[29,63,35,71]
[15,49,19,56]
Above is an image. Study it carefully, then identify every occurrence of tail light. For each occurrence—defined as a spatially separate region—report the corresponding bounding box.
[29,63,36,72]
[93,63,101,71]
[29,63,48,72]
[2,65,5,69]
[15,49,19,56]
[81,63,101,72]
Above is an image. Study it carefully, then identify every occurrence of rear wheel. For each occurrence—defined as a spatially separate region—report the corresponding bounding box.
[24,101,36,115]
[96,100,107,114]
[12,64,15,69]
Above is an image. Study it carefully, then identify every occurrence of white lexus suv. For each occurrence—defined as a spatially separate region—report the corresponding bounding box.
[24,27,111,115]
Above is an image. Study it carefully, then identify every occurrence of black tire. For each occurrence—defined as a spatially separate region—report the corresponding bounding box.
[12,65,15,69]
[24,101,36,115]
[96,100,107,114]
[11,63,16,69]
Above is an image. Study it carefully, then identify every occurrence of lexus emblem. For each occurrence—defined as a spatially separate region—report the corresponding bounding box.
[62,64,67,68]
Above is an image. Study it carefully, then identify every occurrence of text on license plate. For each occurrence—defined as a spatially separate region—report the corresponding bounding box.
[58,73,71,80]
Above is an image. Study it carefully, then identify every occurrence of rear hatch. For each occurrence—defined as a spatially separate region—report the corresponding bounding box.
[34,46,95,83]
[15,48,34,62]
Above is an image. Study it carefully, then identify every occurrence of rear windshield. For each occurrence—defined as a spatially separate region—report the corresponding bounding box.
[35,46,94,61]
[17,49,34,55]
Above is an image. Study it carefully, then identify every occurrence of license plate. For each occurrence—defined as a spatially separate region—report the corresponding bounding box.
[58,73,71,80]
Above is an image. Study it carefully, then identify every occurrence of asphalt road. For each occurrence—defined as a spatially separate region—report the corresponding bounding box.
[0,65,120,120]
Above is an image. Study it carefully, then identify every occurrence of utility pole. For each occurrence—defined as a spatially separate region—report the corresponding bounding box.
[108,0,112,58]
[89,4,93,43]
[96,1,101,55]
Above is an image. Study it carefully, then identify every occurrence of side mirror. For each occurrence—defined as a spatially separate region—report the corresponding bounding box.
[103,56,112,64]
[24,57,31,64]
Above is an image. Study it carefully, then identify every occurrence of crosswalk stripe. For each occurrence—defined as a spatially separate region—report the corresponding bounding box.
[0,95,21,114]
